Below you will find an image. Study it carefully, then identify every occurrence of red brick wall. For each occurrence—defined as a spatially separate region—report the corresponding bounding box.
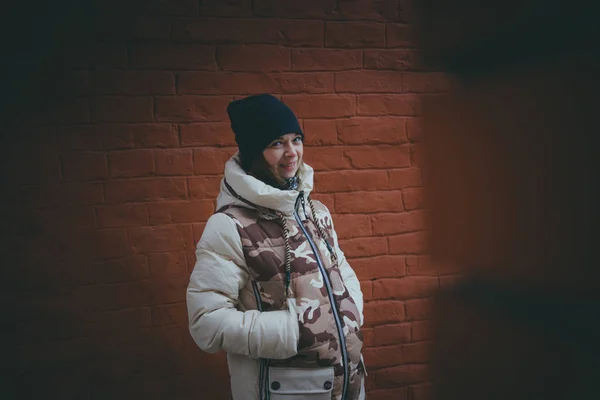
[3,1,451,399]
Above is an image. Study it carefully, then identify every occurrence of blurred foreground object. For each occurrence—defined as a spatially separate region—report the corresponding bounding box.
[416,0,600,398]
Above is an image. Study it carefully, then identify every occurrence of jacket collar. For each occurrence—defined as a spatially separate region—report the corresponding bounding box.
[216,153,314,216]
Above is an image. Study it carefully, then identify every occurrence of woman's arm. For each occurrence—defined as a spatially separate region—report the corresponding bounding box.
[330,225,365,327]
[186,213,299,359]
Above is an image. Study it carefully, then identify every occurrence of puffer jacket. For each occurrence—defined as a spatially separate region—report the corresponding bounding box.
[187,154,366,400]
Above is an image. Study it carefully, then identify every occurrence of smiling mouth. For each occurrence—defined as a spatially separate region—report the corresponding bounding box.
[280,162,296,169]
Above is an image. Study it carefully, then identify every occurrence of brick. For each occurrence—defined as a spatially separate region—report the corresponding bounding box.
[16,337,91,370]
[91,97,153,123]
[103,124,179,149]
[335,70,402,93]
[254,0,337,18]
[402,73,452,93]
[291,49,362,71]
[373,365,430,388]
[74,281,153,312]
[402,342,432,364]
[407,117,423,141]
[152,303,188,327]
[188,176,223,199]
[130,225,194,253]
[178,72,333,95]
[155,96,230,122]
[439,275,463,289]
[58,126,104,151]
[78,229,131,261]
[217,45,290,72]
[130,44,216,70]
[368,388,408,400]
[303,120,338,145]
[155,149,194,176]
[363,344,403,368]
[180,123,234,147]
[108,150,155,178]
[200,0,251,16]
[173,18,324,47]
[131,15,171,39]
[148,252,188,276]
[344,145,411,169]
[411,321,433,342]
[373,277,439,300]
[194,148,236,174]
[97,204,148,228]
[310,194,334,212]
[410,143,423,167]
[61,152,107,181]
[338,0,398,21]
[406,256,452,276]
[371,210,426,235]
[282,95,355,118]
[20,183,103,207]
[90,70,175,95]
[403,188,425,211]
[338,237,387,258]
[350,256,407,280]
[362,328,375,347]
[409,383,433,400]
[360,280,373,301]
[270,73,334,94]
[148,200,215,224]
[388,232,428,254]
[316,170,388,193]
[364,301,405,326]
[357,94,422,116]
[86,255,149,284]
[388,168,422,189]
[374,323,411,346]
[386,24,416,48]
[76,43,128,69]
[84,308,151,336]
[336,191,403,213]
[144,0,198,16]
[405,299,433,321]
[303,147,351,171]
[338,117,407,144]
[104,178,188,203]
[330,214,371,239]
[35,207,97,232]
[364,49,417,70]
[42,98,90,124]
[326,22,386,48]
[151,276,190,305]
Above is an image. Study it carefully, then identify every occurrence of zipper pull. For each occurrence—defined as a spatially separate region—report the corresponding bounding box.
[299,191,308,220]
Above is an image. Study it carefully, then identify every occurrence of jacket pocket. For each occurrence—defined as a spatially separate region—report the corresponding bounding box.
[268,367,334,399]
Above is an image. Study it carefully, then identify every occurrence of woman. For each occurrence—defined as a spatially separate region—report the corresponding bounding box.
[187,94,366,400]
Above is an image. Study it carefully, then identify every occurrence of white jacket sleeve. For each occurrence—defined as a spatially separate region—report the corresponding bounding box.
[186,213,299,359]
[328,212,365,327]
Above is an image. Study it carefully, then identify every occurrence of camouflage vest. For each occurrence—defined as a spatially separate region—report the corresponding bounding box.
[218,200,365,400]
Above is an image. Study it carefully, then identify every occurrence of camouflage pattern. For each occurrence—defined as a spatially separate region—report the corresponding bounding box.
[219,201,365,400]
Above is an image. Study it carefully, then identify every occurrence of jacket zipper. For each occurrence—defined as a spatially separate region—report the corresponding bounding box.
[294,191,349,399]
[252,282,270,400]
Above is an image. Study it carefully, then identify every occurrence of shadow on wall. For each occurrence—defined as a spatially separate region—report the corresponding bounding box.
[1,1,231,399]
[414,0,600,399]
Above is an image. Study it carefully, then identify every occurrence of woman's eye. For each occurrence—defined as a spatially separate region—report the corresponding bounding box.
[270,141,282,147]
[293,136,303,142]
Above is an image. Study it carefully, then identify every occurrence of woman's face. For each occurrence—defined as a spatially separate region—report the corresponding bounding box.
[262,133,304,179]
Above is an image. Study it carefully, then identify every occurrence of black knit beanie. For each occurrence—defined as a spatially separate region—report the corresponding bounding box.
[227,94,303,171]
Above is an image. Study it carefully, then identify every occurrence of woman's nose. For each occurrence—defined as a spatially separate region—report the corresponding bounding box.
[284,142,297,157]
